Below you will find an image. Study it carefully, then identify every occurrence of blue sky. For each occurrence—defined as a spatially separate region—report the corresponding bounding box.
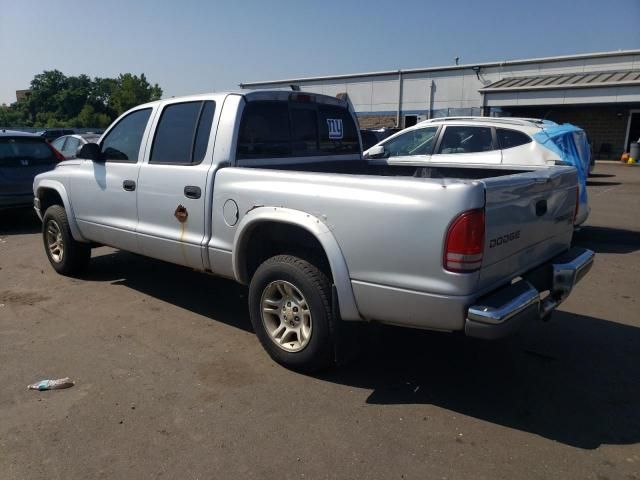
[1,0,639,105]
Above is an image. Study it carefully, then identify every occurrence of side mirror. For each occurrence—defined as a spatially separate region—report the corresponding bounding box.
[366,144,387,159]
[77,143,103,162]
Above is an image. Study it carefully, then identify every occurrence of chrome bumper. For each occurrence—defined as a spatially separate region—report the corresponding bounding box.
[465,248,595,340]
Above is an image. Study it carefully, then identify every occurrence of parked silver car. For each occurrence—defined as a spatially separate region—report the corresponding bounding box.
[51,133,101,160]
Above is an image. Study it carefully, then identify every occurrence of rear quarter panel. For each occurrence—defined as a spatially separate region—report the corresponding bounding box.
[209,167,486,296]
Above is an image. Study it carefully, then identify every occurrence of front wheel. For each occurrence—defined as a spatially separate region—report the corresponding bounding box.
[42,205,91,276]
[248,255,335,372]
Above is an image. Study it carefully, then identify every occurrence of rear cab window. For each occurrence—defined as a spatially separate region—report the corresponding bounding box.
[317,105,359,154]
[237,102,291,159]
[236,97,359,162]
[150,100,216,165]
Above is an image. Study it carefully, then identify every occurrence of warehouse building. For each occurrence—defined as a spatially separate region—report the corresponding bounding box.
[241,50,640,159]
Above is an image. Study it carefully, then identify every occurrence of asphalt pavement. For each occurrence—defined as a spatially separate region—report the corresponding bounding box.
[1,163,639,479]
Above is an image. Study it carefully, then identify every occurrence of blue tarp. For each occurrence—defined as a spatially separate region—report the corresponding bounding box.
[533,124,590,204]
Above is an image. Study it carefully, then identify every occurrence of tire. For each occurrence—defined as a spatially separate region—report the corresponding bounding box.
[42,205,91,276]
[248,255,335,372]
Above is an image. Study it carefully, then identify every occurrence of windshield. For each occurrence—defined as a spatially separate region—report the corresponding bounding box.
[382,127,438,156]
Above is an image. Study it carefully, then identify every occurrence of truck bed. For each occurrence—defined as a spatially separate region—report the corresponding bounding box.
[250,157,534,179]
[245,158,578,291]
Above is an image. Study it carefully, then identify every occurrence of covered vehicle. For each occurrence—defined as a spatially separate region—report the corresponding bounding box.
[532,124,591,209]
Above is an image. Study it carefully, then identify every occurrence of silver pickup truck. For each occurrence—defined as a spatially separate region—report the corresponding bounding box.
[33,90,594,371]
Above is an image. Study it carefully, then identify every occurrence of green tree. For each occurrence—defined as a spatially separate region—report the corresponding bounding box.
[0,104,25,126]
[70,104,112,128]
[26,70,68,123]
[0,70,163,128]
[110,73,163,115]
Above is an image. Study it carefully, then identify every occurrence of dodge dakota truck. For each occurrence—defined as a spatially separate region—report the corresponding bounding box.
[33,90,594,371]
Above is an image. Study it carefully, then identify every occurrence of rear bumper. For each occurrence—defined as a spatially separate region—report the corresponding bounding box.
[465,247,594,339]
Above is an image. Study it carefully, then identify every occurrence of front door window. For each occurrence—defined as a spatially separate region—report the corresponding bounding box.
[101,108,152,162]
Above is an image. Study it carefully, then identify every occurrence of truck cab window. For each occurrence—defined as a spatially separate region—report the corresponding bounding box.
[291,107,319,155]
[237,102,291,159]
[101,108,152,162]
[193,101,216,163]
[150,101,216,165]
[236,100,359,160]
[318,105,359,154]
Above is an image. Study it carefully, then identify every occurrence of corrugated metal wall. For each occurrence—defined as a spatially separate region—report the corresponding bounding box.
[243,52,640,118]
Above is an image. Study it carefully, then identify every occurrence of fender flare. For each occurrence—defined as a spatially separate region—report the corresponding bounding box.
[232,207,361,322]
[35,179,87,243]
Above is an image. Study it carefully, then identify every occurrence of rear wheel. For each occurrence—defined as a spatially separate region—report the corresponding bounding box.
[42,205,90,276]
[249,255,335,372]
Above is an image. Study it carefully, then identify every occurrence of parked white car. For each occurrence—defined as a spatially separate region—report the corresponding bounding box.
[364,117,590,225]
[51,133,101,160]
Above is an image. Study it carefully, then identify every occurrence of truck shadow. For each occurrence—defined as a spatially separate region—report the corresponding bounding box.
[588,173,616,179]
[573,225,640,254]
[84,249,639,450]
[585,180,621,187]
[85,250,253,333]
[319,313,640,450]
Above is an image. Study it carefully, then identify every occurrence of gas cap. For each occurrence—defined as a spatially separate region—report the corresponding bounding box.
[223,199,239,226]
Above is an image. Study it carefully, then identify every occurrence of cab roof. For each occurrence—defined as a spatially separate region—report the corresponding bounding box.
[135,89,349,110]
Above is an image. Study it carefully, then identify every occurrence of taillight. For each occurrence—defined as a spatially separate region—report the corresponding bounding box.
[573,186,580,224]
[48,144,65,163]
[444,209,485,273]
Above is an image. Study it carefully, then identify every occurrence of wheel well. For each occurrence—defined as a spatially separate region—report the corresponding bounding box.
[38,188,64,213]
[242,222,332,282]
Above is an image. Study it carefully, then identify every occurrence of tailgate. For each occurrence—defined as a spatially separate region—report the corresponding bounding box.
[478,166,577,290]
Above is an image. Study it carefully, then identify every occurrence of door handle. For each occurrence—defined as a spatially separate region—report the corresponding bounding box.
[184,185,201,199]
[122,180,136,191]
